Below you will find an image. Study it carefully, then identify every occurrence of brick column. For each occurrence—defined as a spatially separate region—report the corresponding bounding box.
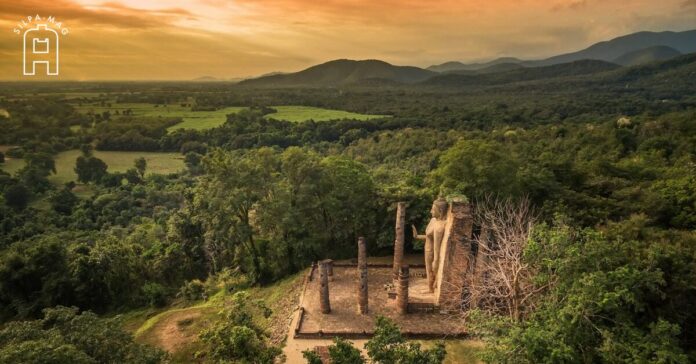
[319,261,331,314]
[396,264,409,315]
[358,237,368,314]
[393,202,406,281]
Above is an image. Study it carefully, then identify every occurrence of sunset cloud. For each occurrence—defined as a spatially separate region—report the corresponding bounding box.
[0,0,693,80]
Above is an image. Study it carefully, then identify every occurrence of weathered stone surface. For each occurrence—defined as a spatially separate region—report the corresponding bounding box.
[319,261,331,314]
[357,237,367,269]
[357,237,368,314]
[393,202,406,281]
[397,265,409,315]
[321,259,334,276]
[435,202,474,311]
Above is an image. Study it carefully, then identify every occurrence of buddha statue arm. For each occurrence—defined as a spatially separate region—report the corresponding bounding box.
[412,225,426,240]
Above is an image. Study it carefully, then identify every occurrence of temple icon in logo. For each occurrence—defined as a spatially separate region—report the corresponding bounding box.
[23,24,59,76]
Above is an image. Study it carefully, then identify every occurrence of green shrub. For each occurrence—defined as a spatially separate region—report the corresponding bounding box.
[141,282,169,307]
[178,279,206,302]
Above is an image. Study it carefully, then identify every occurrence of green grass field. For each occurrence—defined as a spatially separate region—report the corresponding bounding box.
[1,150,184,184]
[266,105,387,122]
[72,102,387,132]
[7,92,105,100]
[73,103,247,133]
[165,107,246,132]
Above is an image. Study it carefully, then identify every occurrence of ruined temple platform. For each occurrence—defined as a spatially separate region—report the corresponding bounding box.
[294,262,467,339]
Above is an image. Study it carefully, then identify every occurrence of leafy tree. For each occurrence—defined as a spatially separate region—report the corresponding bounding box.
[48,187,79,215]
[365,317,445,364]
[328,337,365,364]
[80,143,93,157]
[3,184,30,210]
[16,153,57,194]
[199,292,280,363]
[141,282,169,307]
[17,167,51,194]
[0,237,71,319]
[195,148,380,282]
[184,152,202,174]
[304,317,445,364]
[471,223,694,364]
[430,139,521,199]
[24,152,56,175]
[0,306,166,363]
[124,168,142,184]
[75,156,108,183]
[194,148,280,279]
[134,157,147,178]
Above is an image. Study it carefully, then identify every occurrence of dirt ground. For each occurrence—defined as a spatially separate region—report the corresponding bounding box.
[299,266,466,335]
[153,310,202,353]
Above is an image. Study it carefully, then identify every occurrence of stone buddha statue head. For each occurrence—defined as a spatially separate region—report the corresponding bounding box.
[431,198,448,220]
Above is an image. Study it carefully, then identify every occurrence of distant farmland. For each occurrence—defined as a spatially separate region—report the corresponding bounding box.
[264,106,388,123]
[73,102,387,132]
[74,103,246,132]
[1,150,184,184]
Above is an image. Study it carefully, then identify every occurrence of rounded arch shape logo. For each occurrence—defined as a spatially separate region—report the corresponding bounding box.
[13,15,70,76]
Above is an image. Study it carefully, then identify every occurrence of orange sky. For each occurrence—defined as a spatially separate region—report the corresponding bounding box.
[0,0,694,80]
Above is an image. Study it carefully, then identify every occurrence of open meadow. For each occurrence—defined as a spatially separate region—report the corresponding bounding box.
[265,105,387,123]
[1,149,184,185]
[72,102,387,132]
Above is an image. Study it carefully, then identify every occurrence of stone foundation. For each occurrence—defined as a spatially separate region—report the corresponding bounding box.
[296,263,466,339]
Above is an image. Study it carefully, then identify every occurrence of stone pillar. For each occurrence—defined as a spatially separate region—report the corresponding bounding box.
[319,261,331,314]
[393,202,406,281]
[357,237,368,314]
[321,259,334,276]
[396,265,409,315]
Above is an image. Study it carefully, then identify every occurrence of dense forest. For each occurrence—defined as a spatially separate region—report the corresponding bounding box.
[0,54,695,363]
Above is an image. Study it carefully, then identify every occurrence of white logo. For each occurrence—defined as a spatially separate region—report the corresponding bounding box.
[23,24,59,75]
[13,15,69,76]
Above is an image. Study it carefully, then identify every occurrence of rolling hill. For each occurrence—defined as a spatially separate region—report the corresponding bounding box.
[422,59,620,87]
[428,57,524,72]
[442,62,527,75]
[240,59,435,87]
[612,45,683,66]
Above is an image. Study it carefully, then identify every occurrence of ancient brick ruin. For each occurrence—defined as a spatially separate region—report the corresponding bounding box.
[296,199,477,339]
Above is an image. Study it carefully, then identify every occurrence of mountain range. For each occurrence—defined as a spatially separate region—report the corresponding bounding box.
[239,29,696,87]
[428,30,695,71]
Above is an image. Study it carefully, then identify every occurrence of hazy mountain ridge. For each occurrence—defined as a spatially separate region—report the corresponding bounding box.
[240,29,695,87]
[423,59,621,87]
[430,29,696,71]
[444,62,527,75]
[428,57,524,72]
[612,46,682,66]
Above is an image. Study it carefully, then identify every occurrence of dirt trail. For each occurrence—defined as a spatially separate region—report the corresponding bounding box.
[154,310,202,353]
